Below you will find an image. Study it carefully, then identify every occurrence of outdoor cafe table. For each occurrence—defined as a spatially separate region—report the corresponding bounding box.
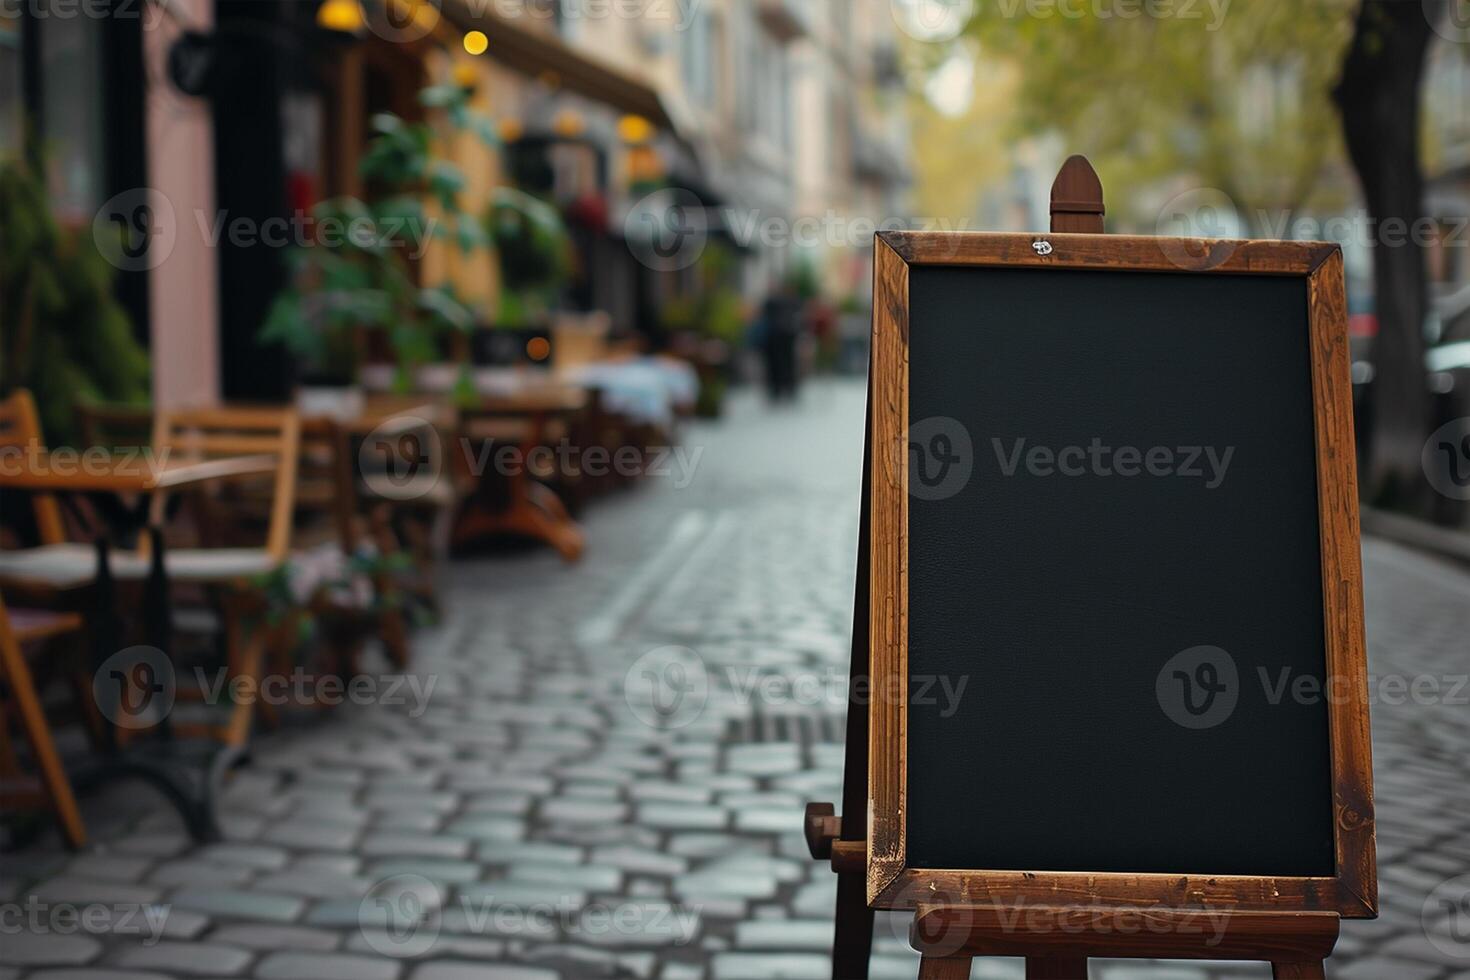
[0,451,278,492]
[0,450,281,840]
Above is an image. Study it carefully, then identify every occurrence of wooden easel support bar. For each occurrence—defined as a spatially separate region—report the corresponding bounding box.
[911,904,1340,963]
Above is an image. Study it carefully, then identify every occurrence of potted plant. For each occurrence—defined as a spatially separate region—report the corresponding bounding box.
[0,157,150,445]
[261,78,489,406]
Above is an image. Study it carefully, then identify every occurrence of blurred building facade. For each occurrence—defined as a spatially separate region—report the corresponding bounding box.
[2,0,911,404]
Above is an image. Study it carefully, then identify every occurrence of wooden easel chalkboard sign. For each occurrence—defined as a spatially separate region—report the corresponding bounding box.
[804,156,1376,980]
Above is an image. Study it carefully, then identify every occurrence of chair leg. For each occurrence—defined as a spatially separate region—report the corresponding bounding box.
[219,601,264,748]
[379,607,410,669]
[1273,963,1327,979]
[0,631,86,849]
[917,955,972,979]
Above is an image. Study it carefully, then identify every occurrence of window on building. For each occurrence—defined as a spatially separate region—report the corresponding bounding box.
[39,3,105,223]
[0,8,21,155]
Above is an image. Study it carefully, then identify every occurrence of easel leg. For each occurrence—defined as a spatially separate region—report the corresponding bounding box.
[1027,956,1088,979]
[917,955,972,979]
[831,388,876,980]
[1272,963,1326,979]
[831,869,874,980]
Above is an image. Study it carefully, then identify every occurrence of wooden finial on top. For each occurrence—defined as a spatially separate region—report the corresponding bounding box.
[1050,155,1105,233]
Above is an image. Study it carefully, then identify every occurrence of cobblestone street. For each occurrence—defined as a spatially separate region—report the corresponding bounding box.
[2,379,1468,980]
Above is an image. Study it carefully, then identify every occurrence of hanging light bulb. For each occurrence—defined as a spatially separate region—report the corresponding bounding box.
[316,0,365,34]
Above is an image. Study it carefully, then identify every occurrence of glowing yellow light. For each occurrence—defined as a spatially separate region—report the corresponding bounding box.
[617,114,653,144]
[316,0,365,33]
[552,110,584,137]
[498,118,523,142]
[526,337,551,362]
[463,30,488,55]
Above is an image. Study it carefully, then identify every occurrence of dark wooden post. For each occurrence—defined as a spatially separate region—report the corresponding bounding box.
[1049,155,1105,233]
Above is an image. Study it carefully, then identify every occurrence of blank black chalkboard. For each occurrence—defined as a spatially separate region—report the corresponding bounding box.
[904,265,1336,878]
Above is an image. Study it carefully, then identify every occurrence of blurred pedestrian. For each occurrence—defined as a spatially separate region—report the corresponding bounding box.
[761,280,803,401]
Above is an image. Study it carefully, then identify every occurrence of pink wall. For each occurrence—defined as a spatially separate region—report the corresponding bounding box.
[144,0,219,409]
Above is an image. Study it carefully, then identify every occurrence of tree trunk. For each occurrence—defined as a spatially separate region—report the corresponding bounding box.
[1333,0,1443,510]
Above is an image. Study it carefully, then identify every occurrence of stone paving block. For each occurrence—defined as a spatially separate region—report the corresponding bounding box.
[150,858,255,888]
[109,939,255,975]
[570,900,702,947]
[591,846,688,877]
[261,820,364,850]
[1094,965,1212,980]
[541,798,631,824]
[509,862,623,892]
[255,950,403,979]
[207,924,343,952]
[457,881,589,909]
[442,817,525,842]
[197,844,291,871]
[27,972,173,980]
[0,932,102,967]
[480,842,585,866]
[409,962,559,980]
[437,905,560,941]
[710,952,828,979]
[732,920,831,950]
[62,854,154,883]
[111,833,191,859]
[252,870,376,900]
[168,888,305,923]
[360,834,471,859]
[29,876,164,906]
[637,804,728,831]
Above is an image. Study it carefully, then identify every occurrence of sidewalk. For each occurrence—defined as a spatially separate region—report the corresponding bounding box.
[3,379,1468,980]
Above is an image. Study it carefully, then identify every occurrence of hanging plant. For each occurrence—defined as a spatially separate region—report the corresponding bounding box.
[484,187,571,326]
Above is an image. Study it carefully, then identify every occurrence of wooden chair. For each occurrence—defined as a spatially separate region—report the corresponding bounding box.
[354,396,465,613]
[106,407,301,747]
[0,390,99,592]
[290,415,413,674]
[0,594,87,848]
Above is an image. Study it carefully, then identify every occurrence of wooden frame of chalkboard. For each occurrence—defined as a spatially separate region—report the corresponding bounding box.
[866,229,1376,918]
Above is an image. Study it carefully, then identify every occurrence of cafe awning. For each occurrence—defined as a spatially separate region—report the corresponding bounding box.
[440,2,676,132]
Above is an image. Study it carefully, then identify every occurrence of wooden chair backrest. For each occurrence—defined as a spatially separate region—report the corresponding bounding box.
[298,417,360,556]
[0,390,66,546]
[150,407,302,561]
[75,402,153,452]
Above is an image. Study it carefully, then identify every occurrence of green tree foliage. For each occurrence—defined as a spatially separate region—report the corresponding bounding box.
[0,158,150,444]
[947,0,1358,229]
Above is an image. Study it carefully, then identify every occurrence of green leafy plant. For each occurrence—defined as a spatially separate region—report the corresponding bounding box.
[260,80,490,394]
[0,157,150,446]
